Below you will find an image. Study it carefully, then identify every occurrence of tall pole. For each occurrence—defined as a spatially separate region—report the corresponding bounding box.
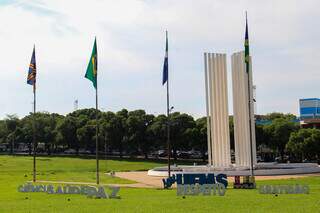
[247,59,254,178]
[85,37,99,184]
[32,84,36,182]
[96,86,99,185]
[104,133,107,172]
[166,73,171,178]
[164,30,171,178]
[245,11,254,179]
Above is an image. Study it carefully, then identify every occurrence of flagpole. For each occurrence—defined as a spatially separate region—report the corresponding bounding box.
[96,79,99,185]
[245,11,255,180]
[85,38,99,184]
[104,133,107,173]
[166,69,171,178]
[164,30,171,178]
[31,44,37,183]
[247,59,254,178]
[32,83,36,182]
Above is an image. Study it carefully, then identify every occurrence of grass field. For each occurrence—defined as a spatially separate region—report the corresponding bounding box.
[0,155,166,184]
[0,155,319,213]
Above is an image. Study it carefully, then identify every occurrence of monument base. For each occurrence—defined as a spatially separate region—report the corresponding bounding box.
[147,163,320,177]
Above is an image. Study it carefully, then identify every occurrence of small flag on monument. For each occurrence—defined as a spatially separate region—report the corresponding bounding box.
[244,13,250,73]
[27,46,36,90]
[85,38,98,89]
[162,31,168,85]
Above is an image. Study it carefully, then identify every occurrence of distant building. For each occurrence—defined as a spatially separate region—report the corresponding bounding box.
[299,98,320,128]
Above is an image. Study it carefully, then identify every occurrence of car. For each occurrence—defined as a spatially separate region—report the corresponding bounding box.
[189,150,202,159]
[0,144,8,152]
[64,149,76,154]
[256,155,263,162]
[79,149,90,154]
[157,150,167,157]
[274,156,282,162]
[177,151,191,159]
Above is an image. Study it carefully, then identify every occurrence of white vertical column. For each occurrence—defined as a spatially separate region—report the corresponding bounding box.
[204,53,212,165]
[231,51,257,167]
[209,53,217,165]
[214,54,221,166]
[210,54,231,167]
[222,53,230,167]
[222,54,231,167]
[231,54,239,165]
[204,53,231,168]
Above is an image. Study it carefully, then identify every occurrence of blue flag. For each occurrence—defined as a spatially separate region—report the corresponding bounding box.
[162,31,168,85]
[27,46,36,88]
[244,12,250,73]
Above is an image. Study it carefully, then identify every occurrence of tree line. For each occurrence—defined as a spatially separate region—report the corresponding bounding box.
[0,110,319,162]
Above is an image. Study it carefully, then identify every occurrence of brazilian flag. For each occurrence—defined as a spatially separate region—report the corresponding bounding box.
[85,38,97,89]
[244,14,250,73]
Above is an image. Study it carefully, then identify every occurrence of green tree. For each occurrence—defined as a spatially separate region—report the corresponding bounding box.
[42,113,62,155]
[69,108,101,120]
[148,114,167,151]
[169,112,196,160]
[115,109,129,158]
[264,112,297,121]
[21,112,62,154]
[264,118,299,160]
[193,117,208,160]
[5,114,19,154]
[255,124,271,147]
[287,128,320,161]
[77,121,96,153]
[126,110,155,159]
[99,110,128,158]
[56,116,79,151]
[0,120,7,144]
[18,116,33,154]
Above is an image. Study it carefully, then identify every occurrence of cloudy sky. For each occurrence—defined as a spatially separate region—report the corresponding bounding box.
[0,0,319,119]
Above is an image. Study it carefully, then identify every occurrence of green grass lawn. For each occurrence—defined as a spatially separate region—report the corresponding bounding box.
[0,155,165,184]
[0,155,319,213]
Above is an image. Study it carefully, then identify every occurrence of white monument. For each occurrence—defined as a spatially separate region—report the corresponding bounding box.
[148,52,320,177]
[231,51,256,167]
[204,53,231,168]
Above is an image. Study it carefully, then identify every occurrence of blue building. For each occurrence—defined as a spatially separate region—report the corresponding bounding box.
[299,98,320,128]
[299,98,320,119]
